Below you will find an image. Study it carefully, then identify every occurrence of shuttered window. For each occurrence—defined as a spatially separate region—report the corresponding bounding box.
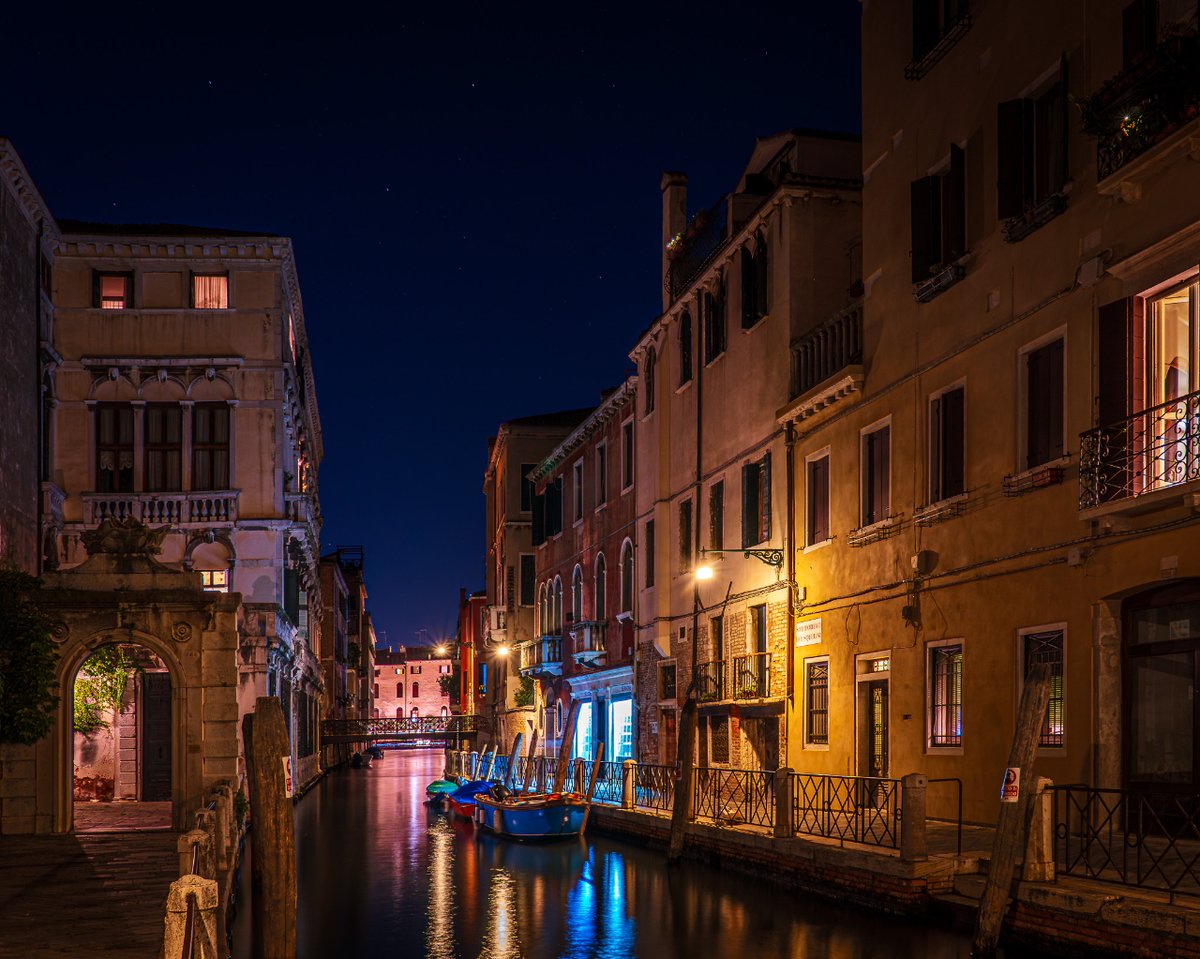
[679,500,693,572]
[910,144,965,282]
[679,310,693,386]
[996,56,1068,222]
[740,236,770,329]
[741,452,772,547]
[861,426,891,526]
[930,387,965,502]
[519,555,535,606]
[531,492,546,545]
[806,454,830,546]
[520,463,537,512]
[708,480,724,550]
[703,282,727,363]
[644,519,656,588]
[1026,340,1064,469]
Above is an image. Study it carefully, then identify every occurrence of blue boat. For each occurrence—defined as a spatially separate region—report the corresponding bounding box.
[472,792,588,840]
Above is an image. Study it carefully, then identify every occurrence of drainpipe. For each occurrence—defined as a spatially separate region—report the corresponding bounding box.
[785,419,796,706]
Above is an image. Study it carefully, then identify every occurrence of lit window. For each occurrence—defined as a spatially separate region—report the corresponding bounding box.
[1022,629,1064,747]
[192,273,229,309]
[929,643,963,747]
[200,569,229,593]
[96,272,132,309]
[805,660,829,746]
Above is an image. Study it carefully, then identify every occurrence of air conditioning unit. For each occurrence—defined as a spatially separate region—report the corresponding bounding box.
[489,607,507,631]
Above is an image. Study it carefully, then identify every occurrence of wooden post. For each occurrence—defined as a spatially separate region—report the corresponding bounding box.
[972,663,1052,958]
[503,733,523,789]
[773,767,794,839]
[247,697,297,959]
[580,742,606,832]
[667,697,698,863]
[552,701,582,794]
[521,729,539,794]
[900,773,928,862]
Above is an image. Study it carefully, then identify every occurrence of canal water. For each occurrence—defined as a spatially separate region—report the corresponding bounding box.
[235,749,975,958]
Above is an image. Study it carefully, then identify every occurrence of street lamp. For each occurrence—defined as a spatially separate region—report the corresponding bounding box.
[698,547,784,569]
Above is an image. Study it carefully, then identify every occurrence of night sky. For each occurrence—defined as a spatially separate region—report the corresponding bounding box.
[2,9,861,649]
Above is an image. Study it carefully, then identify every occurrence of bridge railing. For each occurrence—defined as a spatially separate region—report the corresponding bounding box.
[322,716,482,740]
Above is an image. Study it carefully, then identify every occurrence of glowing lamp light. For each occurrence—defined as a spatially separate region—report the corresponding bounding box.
[496,645,510,656]
[695,565,714,581]
[435,645,448,656]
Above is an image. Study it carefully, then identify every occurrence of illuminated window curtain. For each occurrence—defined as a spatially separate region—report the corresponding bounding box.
[193,274,229,309]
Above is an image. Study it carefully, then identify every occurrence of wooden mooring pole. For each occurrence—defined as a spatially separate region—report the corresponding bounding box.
[521,729,539,794]
[972,662,1052,958]
[246,697,297,959]
[552,701,582,794]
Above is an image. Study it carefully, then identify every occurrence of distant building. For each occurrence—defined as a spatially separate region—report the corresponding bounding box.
[372,647,454,719]
[456,588,487,715]
[481,409,592,748]
[527,378,638,761]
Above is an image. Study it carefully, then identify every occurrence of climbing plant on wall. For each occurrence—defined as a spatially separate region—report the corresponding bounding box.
[74,646,139,735]
[0,568,59,745]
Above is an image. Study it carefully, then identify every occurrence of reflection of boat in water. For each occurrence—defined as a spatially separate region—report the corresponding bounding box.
[473,792,589,839]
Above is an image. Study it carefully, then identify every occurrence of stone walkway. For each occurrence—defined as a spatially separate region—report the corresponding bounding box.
[0,830,176,958]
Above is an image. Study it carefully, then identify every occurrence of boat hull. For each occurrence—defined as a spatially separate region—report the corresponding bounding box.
[473,794,588,840]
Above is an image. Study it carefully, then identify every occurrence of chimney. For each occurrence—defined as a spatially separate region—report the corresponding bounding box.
[661,171,687,310]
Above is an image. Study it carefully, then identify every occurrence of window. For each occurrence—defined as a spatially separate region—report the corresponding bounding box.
[741,452,771,548]
[658,661,677,701]
[929,385,965,502]
[910,144,965,283]
[679,310,693,386]
[806,453,830,547]
[520,464,537,512]
[997,58,1068,224]
[191,272,229,309]
[622,420,634,490]
[805,659,830,746]
[594,553,607,620]
[912,0,970,63]
[144,404,182,492]
[708,480,724,550]
[620,540,634,613]
[572,566,583,625]
[1023,338,1064,469]
[193,404,231,490]
[412,682,419,698]
[95,404,134,492]
[929,643,963,747]
[750,603,768,655]
[740,234,769,329]
[679,499,693,572]
[396,707,403,718]
[644,347,656,415]
[554,577,564,632]
[373,683,379,698]
[572,460,584,522]
[411,707,419,717]
[644,519,655,588]
[534,476,564,543]
[861,424,891,526]
[1022,628,1065,747]
[710,715,731,764]
[596,442,607,507]
[199,569,229,593]
[95,271,132,309]
[702,281,727,363]
[396,683,402,698]
[411,665,422,675]
[1120,0,1193,68]
[519,554,535,606]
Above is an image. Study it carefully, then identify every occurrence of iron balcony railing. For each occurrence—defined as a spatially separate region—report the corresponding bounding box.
[1053,784,1200,900]
[791,773,901,849]
[731,652,771,700]
[696,660,726,702]
[519,636,563,674]
[666,199,729,302]
[693,766,776,829]
[789,301,863,400]
[1081,30,1200,181]
[1078,387,1200,510]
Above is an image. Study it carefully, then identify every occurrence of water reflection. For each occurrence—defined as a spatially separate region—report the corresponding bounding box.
[265,750,973,959]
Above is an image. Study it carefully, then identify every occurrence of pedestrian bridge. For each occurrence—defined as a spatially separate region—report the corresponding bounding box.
[320,716,483,744]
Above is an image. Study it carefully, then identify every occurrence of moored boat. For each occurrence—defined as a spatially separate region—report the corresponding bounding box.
[425,779,459,804]
[447,779,494,819]
[473,791,589,839]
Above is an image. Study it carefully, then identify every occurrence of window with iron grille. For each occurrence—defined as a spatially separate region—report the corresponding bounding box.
[658,662,677,701]
[929,643,963,747]
[1023,629,1064,747]
[805,660,829,745]
[710,715,731,763]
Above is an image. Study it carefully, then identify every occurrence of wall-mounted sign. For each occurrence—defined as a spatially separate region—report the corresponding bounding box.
[282,756,294,798]
[1000,766,1020,803]
[795,617,822,647]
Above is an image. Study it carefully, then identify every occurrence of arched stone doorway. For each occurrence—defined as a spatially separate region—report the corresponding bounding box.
[71,642,175,832]
[1123,578,1200,791]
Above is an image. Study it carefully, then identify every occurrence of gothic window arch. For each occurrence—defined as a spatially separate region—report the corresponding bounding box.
[644,347,657,415]
[620,538,635,614]
[678,311,693,386]
[594,552,607,621]
[572,565,584,626]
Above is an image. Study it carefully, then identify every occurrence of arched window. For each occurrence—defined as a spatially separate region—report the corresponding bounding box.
[594,553,607,620]
[679,310,693,386]
[741,233,770,329]
[703,277,726,363]
[373,683,379,698]
[572,565,583,624]
[396,707,403,718]
[396,683,402,698]
[373,708,380,718]
[554,577,564,633]
[620,538,634,613]
[440,706,449,718]
[411,707,419,717]
[644,347,656,415]
[537,583,546,634]
[412,681,419,698]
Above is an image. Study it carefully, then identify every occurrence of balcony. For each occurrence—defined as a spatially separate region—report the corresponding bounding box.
[731,652,771,700]
[778,302,863,424]
[519,636,563,679]
[82,489,239,527]
[571,621,608,668]
[1081,31,1200,189]
[1079,388,1200,513]
[696,660,726,703]
[666,200,729,303]
[284,491,321,544]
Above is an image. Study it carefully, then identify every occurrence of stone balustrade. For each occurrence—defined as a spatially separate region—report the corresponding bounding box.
[83,489,239,527]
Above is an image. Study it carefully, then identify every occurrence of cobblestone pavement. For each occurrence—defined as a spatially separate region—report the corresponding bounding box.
[0,830,177,958]
[75,801,173,833]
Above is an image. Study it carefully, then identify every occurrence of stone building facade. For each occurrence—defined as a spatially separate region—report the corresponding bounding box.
[631,131,862,770]
[371,647,454,720]
[526,379,638,762]
[456,587,486,716]
[778,0,1200,822]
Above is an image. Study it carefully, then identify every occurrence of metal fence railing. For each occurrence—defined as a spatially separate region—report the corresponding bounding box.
[634,763,675,812]
[692,766,776,828]
[1054,784,1200,899]
[791,773,901,849]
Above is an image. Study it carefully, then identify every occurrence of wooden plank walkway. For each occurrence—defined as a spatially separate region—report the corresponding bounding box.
[0,830,176,958]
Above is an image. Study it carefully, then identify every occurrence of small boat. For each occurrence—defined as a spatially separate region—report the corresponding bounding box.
[447,780,495,819]
[425,779,460,803]
[473,791,589,839]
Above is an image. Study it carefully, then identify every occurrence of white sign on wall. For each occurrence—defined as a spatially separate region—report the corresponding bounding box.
[795,617,822,647]
[1000,766,1020,803]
